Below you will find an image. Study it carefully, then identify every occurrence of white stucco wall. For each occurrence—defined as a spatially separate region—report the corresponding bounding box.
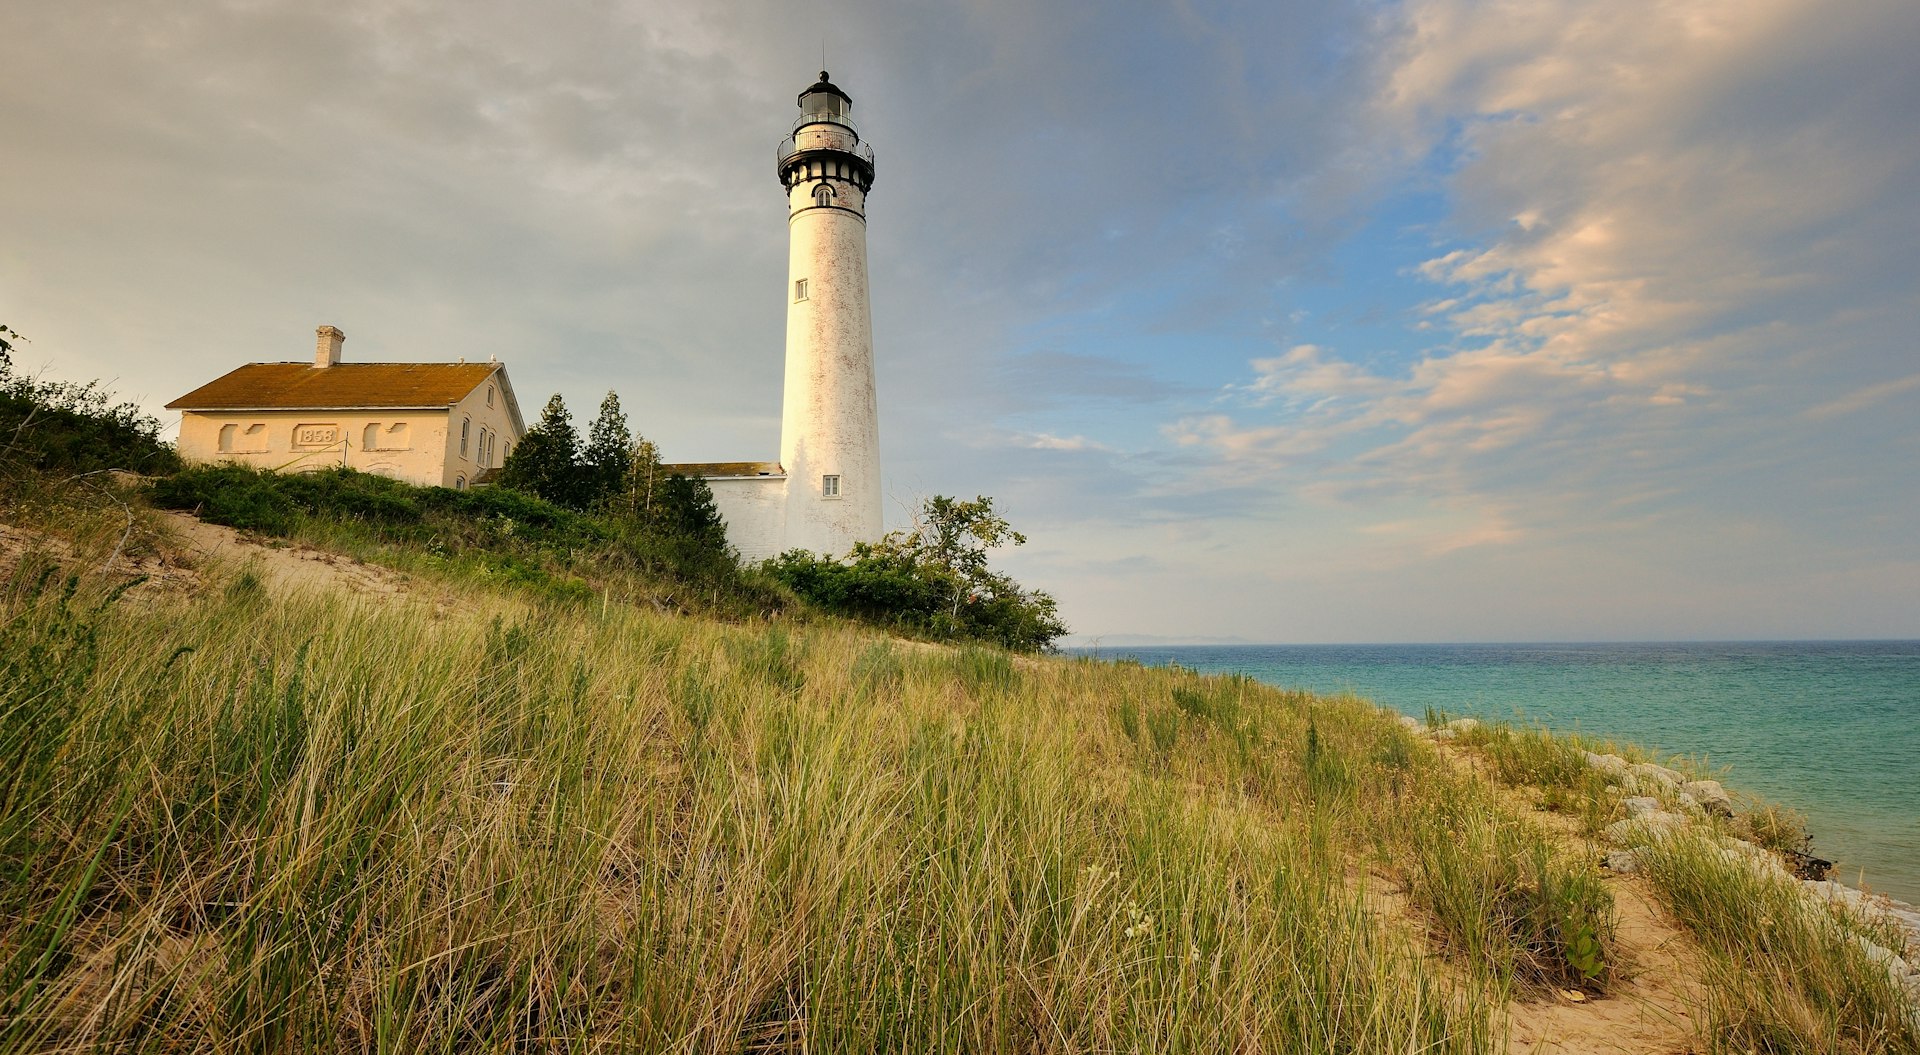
[176,370,523,489]
[706,475,789,564]
[179,408,451,484]
[779,154,883,559]
[440,375,524,487]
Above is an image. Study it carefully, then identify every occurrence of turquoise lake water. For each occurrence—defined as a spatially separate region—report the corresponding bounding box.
[1069,641,1920,904]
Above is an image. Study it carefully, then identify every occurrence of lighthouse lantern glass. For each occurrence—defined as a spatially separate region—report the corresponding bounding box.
[801,90,847,119]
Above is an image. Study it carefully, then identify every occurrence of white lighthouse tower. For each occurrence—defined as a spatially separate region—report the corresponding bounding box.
[776,71,882,557]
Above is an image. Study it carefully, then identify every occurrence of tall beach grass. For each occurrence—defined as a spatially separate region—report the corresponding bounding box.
[0,552,1541,1052]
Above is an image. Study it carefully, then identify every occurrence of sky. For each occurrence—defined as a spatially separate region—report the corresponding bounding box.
[4,0,1917,643]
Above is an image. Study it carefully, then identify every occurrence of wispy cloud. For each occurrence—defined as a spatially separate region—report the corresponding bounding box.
[1025,433,1114,453]
[4,0,1915,641]
[1802,373,1920,421]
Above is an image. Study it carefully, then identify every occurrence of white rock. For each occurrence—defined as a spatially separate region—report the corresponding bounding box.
[1603,850,1642,874]
[1804,881,1920,951]
[1629,761,1685,789]
[1445,717,1481,733]
[1431,728,1457,741]
[1804,880,1880,917]
[1850,935,1920,998]
[1621,796,1664,818]
[1681,779,1735,818]
[1397,713,1423,733]
[1584,752,1632,778]
[1715,843,1790,880]
[1604,811,1688,846]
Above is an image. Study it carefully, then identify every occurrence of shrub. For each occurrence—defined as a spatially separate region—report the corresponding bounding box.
[0,344,179,476]
[764,495,1067,652]
[148,465,775,616]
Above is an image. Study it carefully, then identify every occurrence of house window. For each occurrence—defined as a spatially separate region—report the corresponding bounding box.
[460,417,470,458]
[794,278,808,301]
[486,385,495,408]
[455,475,466,490]
[822,474,841,498]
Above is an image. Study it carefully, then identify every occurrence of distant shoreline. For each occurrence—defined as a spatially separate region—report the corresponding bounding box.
[1080,640,1920,906]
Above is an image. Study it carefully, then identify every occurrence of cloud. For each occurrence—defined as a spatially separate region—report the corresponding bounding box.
[1025,433,1113,453]
[1245,345,1394,402]
[4,0,1916,641]
[1802,373,1920,422]
[1185,0,1920,529]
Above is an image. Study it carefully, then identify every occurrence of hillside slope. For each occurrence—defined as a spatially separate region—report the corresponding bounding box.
[1,496,1915,1054]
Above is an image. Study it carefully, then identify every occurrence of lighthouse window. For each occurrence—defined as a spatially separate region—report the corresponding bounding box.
[822,474,841,498]
[814,183,835,207]
[794,278,808,301]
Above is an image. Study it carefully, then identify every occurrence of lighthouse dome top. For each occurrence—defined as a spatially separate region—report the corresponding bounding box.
[798,71,854,125]
[799,71,852,109]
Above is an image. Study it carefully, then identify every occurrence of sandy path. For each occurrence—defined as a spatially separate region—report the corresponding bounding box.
[1507,876,1705,1054]
[1435,746,1710,1054]
[158,511,411,600]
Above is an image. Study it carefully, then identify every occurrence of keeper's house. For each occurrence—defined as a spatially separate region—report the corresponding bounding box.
[167,325,525,490]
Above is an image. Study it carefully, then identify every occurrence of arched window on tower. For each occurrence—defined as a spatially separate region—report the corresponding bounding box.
[813,183,835,208]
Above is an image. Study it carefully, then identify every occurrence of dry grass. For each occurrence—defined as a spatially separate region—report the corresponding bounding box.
[1,540,1522,1052]
[10,475,1907,1053]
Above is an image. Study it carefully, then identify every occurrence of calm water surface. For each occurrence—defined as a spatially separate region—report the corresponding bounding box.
[1070,641,1920,904]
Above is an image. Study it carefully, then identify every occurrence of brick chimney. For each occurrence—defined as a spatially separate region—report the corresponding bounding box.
[315,325,345,368]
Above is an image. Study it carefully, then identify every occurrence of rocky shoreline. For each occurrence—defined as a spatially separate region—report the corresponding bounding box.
[1409,713,1920,1014]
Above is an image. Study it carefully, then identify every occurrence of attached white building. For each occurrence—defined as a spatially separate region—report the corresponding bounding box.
[665,71,885,562]
[168,326,525,490]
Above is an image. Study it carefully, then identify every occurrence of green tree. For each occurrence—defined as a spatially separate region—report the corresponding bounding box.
[657,473,728,546]
[766,494,1066,651]
[616,435,665,522]
[908,495,1027,623]
[581,391,632,507]
[497,394,581,506]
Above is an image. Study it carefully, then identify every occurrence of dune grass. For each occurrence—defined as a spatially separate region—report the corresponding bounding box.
[0,546,1628,1050]
[1,546,1552,1052]
[9,476,1917,1052]
[1456,715,1920,1055]
[1635,831,1919,1054]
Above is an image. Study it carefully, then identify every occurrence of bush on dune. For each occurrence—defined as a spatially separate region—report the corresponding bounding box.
[766,495,1067,652]
[149,463,777,615]
[0,339,179,477]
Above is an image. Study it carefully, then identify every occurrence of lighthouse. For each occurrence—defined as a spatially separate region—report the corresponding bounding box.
[777,71,882,557]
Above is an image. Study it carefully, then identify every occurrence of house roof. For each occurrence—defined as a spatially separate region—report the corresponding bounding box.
[663,461,785,479]
[167,362,503,412]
